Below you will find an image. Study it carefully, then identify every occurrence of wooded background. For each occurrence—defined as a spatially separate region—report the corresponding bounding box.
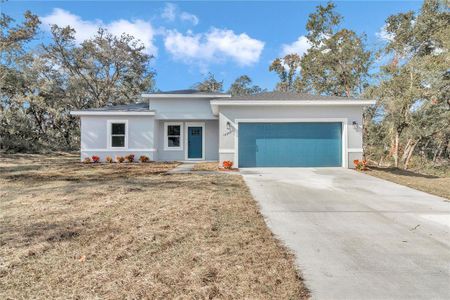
[1,0,448,172]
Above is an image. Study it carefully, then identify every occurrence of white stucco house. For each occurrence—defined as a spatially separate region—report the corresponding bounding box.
[70,90,375,168]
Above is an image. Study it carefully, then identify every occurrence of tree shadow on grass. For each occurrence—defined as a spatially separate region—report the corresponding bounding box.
[369,166,439,179]
[1,219,84,250]
[2,164,176,183]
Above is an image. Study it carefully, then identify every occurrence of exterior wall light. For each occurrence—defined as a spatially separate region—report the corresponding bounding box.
[352,121,358,129]
[224,121,233,136]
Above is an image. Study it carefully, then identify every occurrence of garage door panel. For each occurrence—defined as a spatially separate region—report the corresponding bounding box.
[238,123,342,167]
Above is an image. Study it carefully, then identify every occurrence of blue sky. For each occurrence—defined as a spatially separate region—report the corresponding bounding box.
[2,1,422,91]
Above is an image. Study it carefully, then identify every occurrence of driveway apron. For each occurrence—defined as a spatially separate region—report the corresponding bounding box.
[241,168,450,300]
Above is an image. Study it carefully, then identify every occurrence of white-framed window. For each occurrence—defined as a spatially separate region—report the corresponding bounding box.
[107,120,128,149]
[164,122,183,150]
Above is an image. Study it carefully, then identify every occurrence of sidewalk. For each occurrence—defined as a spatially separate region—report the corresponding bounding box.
[167,163,195,174]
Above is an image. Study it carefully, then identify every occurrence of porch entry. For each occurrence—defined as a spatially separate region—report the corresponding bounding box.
[187,126,203,159]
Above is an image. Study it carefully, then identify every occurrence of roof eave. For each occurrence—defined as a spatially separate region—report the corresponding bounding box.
[210,100,376,115]
[141,93,231,98]
[70,111,156,116]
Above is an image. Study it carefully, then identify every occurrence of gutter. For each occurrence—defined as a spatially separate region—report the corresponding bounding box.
[209,99,376,115]
[70,111,156,116]
[142,93,231,98]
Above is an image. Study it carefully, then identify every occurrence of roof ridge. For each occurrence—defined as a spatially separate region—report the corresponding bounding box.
[223,91,360,101]
[148,89,229,95]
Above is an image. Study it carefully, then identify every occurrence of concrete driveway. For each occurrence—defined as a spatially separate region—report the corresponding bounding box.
[241,168,450,300]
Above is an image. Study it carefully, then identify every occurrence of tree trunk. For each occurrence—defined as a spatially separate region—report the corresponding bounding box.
[378,156,384,167]
[393,131,399,168]
[421,139,430,159]
[345,85,351,97]
[432,141,443,163]
[404,141,418,170]
[401,139,413,162]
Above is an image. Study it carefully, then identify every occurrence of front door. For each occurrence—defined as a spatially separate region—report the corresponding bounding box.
[188,126,203,159]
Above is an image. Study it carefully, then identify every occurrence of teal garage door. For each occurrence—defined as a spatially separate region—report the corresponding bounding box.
[238,122,342,167]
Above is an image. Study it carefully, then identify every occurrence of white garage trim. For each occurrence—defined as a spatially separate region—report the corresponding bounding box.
[219,149,235,154]
[233,118,348,168]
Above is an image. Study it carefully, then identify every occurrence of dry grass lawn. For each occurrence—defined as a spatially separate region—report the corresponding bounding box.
[365,166,450,200]
[192,162,219,171]
[0,153,308,299]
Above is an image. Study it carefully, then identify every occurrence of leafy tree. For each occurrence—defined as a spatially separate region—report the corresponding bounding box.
[269,54,301,92]
[1,11,40,111]
[228,75,265,96]
[0,11,40,150]
[42,25,155,108]
[31,25,155,149]
[193,72,223,92]
[300,2,371,96]
[270,2,371,97]
[0,16,156,152]
[366,0,449,168]
[269,2,371,97]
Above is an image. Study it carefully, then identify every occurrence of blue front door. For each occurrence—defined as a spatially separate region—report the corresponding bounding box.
[238,122,342,167]
[188,126,203,159]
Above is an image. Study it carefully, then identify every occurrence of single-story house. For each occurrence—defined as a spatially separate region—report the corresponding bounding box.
[70,90,375,168]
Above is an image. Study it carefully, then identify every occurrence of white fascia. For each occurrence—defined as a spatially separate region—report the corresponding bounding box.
[70,111,155,116]
[142,93,231,98]
[209,100,376,115]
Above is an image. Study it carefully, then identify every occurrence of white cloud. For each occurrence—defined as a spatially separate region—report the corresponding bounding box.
[376,25,394,42]
[164,28,264,66]
[180,12,199,26]
[161,3,176,22]
[161,3,199,25]
[164,30,202,58]
[41,8,101,42]
[41,8,157,55]
[281,35,311,57]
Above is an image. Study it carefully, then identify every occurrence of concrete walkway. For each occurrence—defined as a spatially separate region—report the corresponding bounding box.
[167,163,196,174]
[241,168,450,300]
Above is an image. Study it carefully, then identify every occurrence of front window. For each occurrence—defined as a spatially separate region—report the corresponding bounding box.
[110,122,127,148]
[167,125,181,147]
[164,122,183,150]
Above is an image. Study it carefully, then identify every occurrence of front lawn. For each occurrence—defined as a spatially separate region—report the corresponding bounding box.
[365,166,449,200]
[0,153,308,299]
[192,161,220,171]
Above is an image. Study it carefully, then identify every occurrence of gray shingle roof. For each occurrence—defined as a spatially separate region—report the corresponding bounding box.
[150,89,229,96]
[223,91,360,101]
[83,102,152,112]
[75,91,365,113]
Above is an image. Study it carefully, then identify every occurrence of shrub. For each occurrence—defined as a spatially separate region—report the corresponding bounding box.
[105,156,113,163]
[139,155,150,163]
[116,156,125,163]
[223,160,233,169]
[91,155,100,163]
[125,154,135,163]
[353,159,367,171]
[83,157,91,164]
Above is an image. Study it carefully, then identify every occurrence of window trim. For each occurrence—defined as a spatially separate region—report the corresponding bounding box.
[107,120,128,149]
[164,122,183,151]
